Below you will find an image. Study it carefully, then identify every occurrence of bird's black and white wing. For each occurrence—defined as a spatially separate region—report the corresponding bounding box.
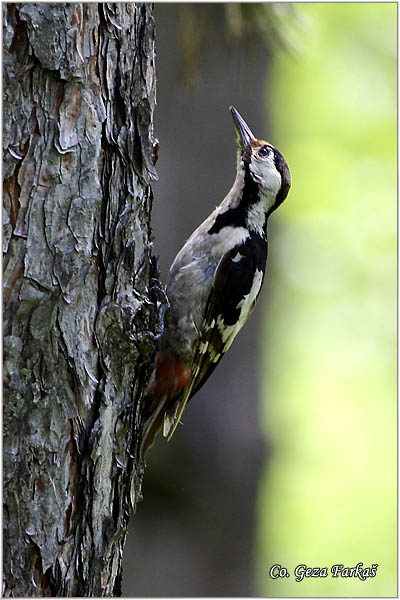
[164,233,267,439]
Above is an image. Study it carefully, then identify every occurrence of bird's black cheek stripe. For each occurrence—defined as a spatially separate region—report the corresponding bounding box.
[271,147,291,211]
[208,159,262,235]
[243,156,260,204]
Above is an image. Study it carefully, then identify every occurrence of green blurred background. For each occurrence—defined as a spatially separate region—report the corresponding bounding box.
[257,3,397,596]
[123,4,397,596]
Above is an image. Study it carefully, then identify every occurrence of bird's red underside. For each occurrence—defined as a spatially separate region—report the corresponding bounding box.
[149,351,191,399]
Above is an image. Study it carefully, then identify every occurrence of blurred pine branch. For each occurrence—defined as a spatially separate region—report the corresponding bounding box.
[174,3,308,88]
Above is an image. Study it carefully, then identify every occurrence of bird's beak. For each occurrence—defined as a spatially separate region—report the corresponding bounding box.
[230,106,255,151]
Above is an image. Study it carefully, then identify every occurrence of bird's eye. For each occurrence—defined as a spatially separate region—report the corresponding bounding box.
[258,146,269,158]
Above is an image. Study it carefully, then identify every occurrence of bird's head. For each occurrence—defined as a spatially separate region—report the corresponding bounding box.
[230,106,291,217]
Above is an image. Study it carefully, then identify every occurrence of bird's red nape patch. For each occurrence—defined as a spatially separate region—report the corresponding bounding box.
[147,351,191,400]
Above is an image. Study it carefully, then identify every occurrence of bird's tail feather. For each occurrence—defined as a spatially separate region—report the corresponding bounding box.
[139,392,169,463]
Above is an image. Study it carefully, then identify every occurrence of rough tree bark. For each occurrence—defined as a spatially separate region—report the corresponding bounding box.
[3,3,162,596]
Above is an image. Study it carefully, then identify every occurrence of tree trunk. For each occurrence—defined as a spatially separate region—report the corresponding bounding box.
[3,3,160,596]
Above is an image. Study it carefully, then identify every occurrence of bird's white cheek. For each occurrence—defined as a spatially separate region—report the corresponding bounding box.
[260,169,282,212]
[251,161,281,196]
[271,170,282,194]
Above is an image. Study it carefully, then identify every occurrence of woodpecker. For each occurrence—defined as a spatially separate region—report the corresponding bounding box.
[140,106,291,461]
